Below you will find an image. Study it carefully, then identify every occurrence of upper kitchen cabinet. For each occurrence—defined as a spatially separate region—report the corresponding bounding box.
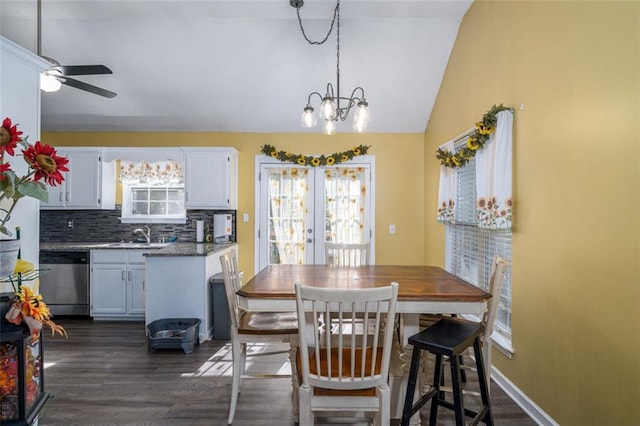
[41,148,115,210]
[183,148,238,209]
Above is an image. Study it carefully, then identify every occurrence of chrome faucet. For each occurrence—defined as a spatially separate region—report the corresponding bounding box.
[133,225,151,244]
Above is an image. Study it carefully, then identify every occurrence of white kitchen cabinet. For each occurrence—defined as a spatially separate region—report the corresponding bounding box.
[42,148,115,210]
[90,250,146,319]
[127,259,146,315]
[183,148,238,209]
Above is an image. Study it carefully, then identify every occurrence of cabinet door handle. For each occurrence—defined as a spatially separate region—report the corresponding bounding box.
[128,271,132,281]
[65,192,70,202]
[122,270,125,281]
[59,193,63,202]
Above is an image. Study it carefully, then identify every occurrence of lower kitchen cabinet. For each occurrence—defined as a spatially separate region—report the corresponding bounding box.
[90,250,146,319]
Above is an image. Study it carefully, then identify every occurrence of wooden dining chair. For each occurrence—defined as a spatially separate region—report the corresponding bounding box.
[294,281,399,425]
[324,242,371,266]
[219,251,299,425]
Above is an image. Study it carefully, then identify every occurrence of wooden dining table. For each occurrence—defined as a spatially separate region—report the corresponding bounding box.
[238,264,490,318]
[238,264,492,423]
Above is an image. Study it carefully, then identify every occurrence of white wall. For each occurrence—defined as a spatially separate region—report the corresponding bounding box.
[0,36,48,288]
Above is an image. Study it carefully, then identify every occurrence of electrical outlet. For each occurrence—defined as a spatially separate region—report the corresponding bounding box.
[389,224,396,234]
[67,220,74,229]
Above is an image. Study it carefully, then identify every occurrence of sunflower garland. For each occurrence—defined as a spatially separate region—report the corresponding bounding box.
[436,104,513,168]
[260,144,370,167]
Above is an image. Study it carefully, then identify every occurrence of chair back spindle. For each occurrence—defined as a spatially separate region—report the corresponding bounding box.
[325,242,371,266]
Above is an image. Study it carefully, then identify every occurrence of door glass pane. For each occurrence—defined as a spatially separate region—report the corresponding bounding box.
[267,167,309,265]
[324,167,367,244]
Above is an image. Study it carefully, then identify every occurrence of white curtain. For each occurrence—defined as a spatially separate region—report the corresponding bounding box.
[436,141,456,224]
[268,167,309,264]
[325,167,367,243]
[120,160,184,185]
[475,110,513,229]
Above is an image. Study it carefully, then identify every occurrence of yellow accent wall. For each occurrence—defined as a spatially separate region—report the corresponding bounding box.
[424,1,639,424]
[42,132,425,278]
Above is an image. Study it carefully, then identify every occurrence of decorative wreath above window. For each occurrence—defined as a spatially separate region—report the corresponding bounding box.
[260,144,370,167]
[436,104,513,168]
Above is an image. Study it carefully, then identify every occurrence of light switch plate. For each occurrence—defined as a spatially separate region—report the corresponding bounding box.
[389,224,396,234]
[243,213,249,222]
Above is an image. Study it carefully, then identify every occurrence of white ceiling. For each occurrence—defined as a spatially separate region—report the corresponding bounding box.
[1,0,472,133]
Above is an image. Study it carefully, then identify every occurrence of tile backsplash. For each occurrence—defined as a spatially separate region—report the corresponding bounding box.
[40,206,236,243]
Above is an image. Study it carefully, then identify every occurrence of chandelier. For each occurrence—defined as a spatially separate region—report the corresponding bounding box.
[291,0,370,135]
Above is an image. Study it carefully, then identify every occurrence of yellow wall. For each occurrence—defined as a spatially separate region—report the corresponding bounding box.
[42,132,425,277]
[424,1,639,424]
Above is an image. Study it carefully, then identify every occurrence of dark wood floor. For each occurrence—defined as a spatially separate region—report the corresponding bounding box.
[38,319,536,425]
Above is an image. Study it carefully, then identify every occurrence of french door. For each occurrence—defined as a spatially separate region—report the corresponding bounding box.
[255,157,374,272]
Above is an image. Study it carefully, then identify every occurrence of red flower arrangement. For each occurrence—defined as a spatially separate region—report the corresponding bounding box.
[0,117,69,236]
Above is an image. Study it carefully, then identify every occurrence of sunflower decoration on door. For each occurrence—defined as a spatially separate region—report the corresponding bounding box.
[260,144,370,167]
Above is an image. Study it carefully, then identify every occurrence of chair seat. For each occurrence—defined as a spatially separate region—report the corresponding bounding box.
[408,317,484,356]
[239,311,298,335]
[296,346,384,397]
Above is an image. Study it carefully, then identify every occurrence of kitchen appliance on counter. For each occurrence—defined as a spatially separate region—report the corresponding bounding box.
[214,213,233,243]
[39,250,90,316]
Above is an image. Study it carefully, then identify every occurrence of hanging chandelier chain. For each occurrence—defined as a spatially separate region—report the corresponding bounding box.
[294,0,340,46]
[336,1,340,88]
[293,0,370,133]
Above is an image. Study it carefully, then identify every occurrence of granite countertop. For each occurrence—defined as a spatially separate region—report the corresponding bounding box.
[40,242,236,257]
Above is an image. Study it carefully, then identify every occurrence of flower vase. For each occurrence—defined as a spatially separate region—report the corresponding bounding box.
[0,239,20,278]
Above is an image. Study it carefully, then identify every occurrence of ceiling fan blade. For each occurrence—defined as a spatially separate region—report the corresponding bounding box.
[55,65,113,76]
[58,76,117,99]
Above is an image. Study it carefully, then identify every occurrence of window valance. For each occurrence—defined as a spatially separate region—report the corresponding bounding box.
[437,108,513,230]
[119,160,184,185]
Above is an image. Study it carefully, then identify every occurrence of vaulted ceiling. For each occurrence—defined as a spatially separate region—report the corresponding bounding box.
[1,0,472,133]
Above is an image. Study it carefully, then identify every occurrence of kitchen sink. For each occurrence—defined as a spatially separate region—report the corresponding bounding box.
[107,242,172,249]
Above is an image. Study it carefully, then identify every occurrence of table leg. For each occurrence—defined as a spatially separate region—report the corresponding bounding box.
[389,313,422,425]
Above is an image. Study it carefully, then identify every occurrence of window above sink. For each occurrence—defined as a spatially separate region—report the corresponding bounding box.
[119,159,187,224]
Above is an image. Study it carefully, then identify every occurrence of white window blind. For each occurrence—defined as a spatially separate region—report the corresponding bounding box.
[445,155,513,349]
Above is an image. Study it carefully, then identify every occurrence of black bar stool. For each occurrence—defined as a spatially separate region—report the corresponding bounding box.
[401,317,493,426]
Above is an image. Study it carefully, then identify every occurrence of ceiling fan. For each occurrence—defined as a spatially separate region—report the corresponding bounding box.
[37,0,117,98]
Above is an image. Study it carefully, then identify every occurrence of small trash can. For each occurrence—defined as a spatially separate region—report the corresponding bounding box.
[146,318,201,354]
[210,273,232,340]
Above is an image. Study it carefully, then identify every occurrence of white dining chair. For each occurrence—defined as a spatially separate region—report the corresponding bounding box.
[294,281,399,425]
[219,251,299,425]
[324,242,371,266]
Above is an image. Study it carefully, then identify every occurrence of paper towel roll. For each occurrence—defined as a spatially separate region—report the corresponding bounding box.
[196,220,204,243]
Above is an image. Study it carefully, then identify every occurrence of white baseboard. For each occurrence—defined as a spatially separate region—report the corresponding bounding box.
[491,366,559,426]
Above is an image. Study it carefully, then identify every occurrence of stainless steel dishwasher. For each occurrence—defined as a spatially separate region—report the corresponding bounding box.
[39,250,90,316]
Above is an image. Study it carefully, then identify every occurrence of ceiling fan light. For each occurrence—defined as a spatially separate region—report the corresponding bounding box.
[40,71,62,92]
[301,106,317,128]
[323,119,336,136]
